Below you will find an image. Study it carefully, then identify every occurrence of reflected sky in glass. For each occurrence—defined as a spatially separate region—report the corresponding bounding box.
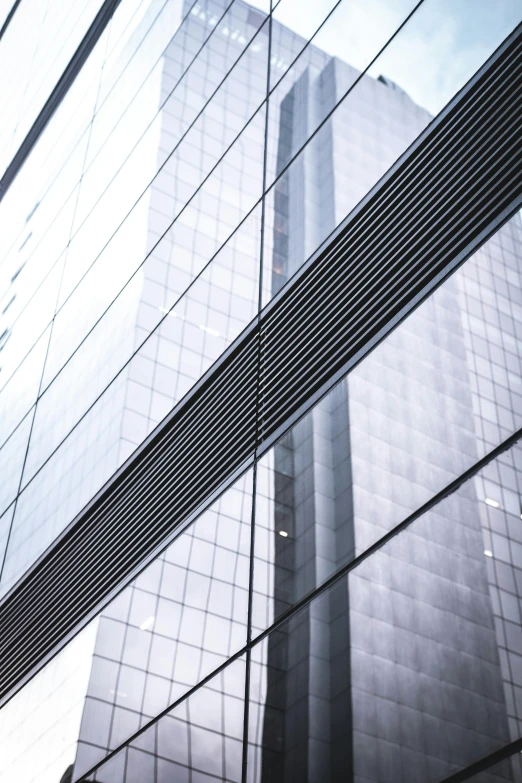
[276,0,521,112]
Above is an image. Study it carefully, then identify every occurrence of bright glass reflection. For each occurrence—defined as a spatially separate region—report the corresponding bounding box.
[0,620,99,783]
[0,8,519,772]
[84,656,246,783]
[0,0,104,178]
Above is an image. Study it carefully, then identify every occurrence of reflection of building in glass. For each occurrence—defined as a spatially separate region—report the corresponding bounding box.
[72,470,253,779]
[253,24,522,783]
[72,4,522,781]
[0,0,266,597]
[0,0,521,782]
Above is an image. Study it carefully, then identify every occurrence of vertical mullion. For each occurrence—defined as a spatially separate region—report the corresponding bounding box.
[242,3,274,780]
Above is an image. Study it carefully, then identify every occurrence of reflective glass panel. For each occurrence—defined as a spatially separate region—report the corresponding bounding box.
[82,655,246,783]
[0,0,104,178]
[0,470,251,781]
[0,620,99,783]
[253,209,522,634]
[248,442,522,782]
[463,753,522,782]
[262,0,522,303]
[72,469,252,775]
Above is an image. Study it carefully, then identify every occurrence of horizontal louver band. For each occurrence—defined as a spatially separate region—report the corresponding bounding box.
[0,25,520,706]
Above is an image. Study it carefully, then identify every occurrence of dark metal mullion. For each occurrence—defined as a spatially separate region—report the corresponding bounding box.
[0,0,22,44]
[243,0,274,776]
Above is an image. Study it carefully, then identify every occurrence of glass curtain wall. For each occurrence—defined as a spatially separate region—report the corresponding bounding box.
[1,204,521,783]
[0,1,521,782]
[0,0,519,597]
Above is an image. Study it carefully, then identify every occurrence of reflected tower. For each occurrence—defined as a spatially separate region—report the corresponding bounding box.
[260,38,520,783]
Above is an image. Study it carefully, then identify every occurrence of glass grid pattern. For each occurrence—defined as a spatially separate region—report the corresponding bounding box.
[0,0,522,781]
[1,208,521,781]
[1,0,520,597]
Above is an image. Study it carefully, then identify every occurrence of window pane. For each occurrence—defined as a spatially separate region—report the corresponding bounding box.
[0,471,251,781]
[262,0,522,303]
[461,752,522,782]
[0,620,99,783]
[248,442,522,782]
[81,655,246,783]
[253,209,522,634]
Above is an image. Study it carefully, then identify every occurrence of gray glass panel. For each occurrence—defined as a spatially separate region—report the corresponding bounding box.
[253,210,522,634]
[266,0,419,176]
[81,655,246,783]
[72,469,251,774]
[248,443,522,782]
[0,504,15,583]
[0,619,99,783]
[0,412,33,520]
[0,326,50,449]
[43,5,268,390]
[0,472,251,780]
[16,197,261,514]
[57,0,269,312]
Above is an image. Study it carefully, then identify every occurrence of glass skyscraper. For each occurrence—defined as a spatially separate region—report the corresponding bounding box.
[0,1,521,781]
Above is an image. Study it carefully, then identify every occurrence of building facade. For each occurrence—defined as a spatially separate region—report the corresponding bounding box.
[0,0,521,781]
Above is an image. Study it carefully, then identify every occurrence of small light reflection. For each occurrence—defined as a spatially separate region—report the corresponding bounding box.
[484,550,493,558]
[140,616,155,631]
[485,498,500,508]
[278,530,288,538]
[158,305,182,319]
[199,324,221,337]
